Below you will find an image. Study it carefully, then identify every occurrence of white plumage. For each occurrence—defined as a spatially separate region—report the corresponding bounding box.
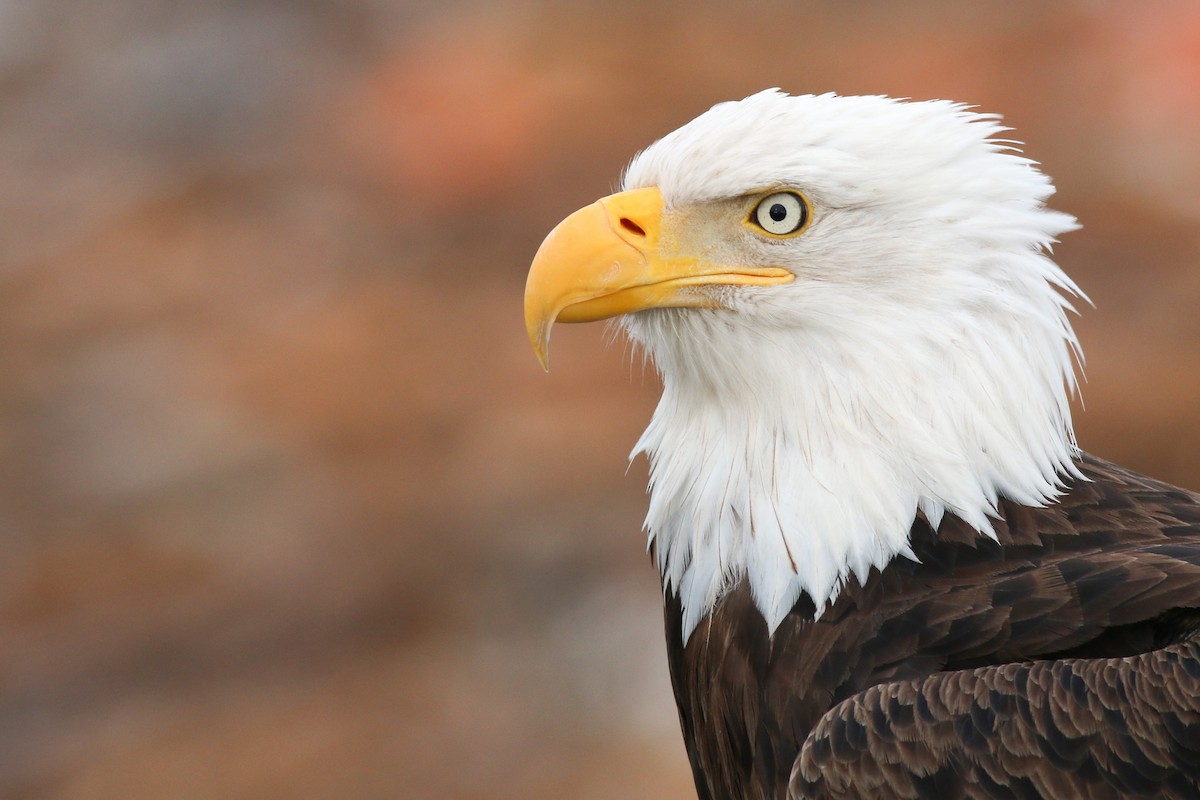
[617,91,1086,639]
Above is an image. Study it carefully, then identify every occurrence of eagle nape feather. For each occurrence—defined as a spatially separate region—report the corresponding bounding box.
[523,90,1200,799]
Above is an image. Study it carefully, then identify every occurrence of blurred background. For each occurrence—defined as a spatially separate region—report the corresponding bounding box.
[0,1,1198,798]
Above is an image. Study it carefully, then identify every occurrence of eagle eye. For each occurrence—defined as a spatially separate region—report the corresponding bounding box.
[751,192,809,236]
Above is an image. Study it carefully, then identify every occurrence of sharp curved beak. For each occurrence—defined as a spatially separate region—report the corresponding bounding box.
[523,187,792,369]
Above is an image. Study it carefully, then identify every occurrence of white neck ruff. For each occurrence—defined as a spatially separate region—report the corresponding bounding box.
[628,295,1081,642]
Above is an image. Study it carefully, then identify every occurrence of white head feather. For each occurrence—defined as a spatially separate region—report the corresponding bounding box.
[618,90,1084,641]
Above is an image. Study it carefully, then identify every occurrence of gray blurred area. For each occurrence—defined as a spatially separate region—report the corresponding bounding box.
[0,1,1198,798]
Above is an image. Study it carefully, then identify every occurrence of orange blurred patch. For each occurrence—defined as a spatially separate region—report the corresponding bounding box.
[1098,2,1200,112]
[346,16,555,208]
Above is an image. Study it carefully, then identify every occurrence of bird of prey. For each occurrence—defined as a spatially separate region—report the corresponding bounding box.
[523,90,1200,799]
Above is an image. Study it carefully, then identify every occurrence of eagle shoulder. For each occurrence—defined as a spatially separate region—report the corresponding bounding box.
[664,453,1200,799]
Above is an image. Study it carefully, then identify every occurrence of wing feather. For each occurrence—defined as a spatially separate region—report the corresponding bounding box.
[791,642,1200,799]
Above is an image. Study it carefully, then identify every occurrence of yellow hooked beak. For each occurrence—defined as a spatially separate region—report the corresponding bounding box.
[523,187,794,369]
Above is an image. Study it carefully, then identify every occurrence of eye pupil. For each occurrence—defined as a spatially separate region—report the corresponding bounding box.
[769,204,787,222]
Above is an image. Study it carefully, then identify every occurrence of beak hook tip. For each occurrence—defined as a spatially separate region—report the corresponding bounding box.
[528,319,552,372]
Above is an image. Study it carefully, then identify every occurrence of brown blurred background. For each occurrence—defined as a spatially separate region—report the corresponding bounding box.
[0,1,1198,798]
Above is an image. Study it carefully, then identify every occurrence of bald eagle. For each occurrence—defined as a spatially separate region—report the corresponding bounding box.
[523,91,1200,799]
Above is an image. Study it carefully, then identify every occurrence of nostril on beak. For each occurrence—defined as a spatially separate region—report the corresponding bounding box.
[619,218,646,237]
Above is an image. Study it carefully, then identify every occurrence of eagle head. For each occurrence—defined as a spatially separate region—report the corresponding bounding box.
[524,90,1085,640]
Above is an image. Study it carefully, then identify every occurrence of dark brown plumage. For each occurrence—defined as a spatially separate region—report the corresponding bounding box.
[663,454,1200,799]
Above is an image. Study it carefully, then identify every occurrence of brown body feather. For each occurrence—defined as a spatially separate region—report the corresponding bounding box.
[662,453,1200,799]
